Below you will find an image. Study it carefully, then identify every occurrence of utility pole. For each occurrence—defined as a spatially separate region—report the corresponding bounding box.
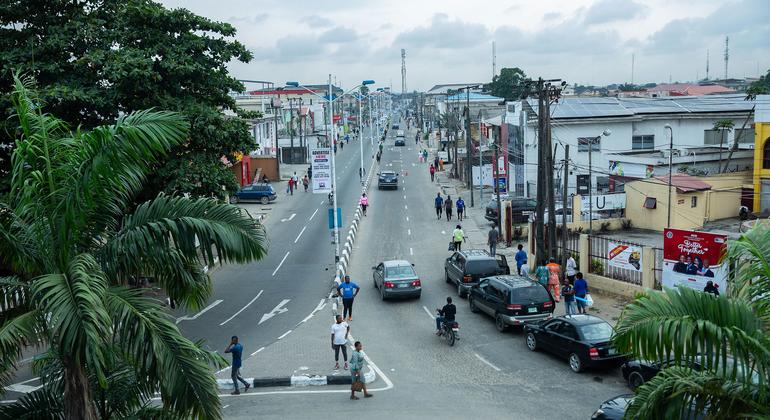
[465,88,474,207]
[665,124,673,228]
[535,78,547,266]
[562,145,569,279]
[494,126,502,230]
[588,136,594,234]
[545,89,557,255]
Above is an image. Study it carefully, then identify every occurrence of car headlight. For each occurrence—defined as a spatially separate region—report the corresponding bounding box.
[591,409,604,419]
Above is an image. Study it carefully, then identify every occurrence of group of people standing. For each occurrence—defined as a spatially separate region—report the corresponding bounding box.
[532,254,589,316]
[434,193,465,222]
[286,171,310,195]
[331,276,373,400]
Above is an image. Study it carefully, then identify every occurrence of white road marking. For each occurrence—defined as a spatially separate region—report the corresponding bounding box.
[407,229,411,235]
[250,346,265,356]
[259,299,291,324]
[313,299,326,313]
[320,200,325,204]
[300,313,314,323]
[280,213,296,222]
[475,353,502,372]
[441,230,446,234]
[404,205,408,210]
[294,226,307,243]
[309,208,319,221]
[410,247,413,255]
[272,251,290,276]
[219,291,263,326]
[422,306,435,319]
[403,195,406,200]
[176,299,223,324]
[406,216,409,222]
[222,405,230,409]
[277,330,292,340]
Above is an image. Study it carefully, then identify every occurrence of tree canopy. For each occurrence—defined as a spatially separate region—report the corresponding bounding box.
[485,67,528,101]
[0,0,257,198]
[746,68,770,100]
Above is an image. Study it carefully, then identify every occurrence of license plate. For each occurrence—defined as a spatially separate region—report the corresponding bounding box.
[608,348,617,355]
[527,307,538,313]
[397,283,408,288]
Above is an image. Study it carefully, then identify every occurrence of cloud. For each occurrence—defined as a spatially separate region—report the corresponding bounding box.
[394,13,490,50]
[300,14,333,28]
[584,0,648,25]
[318,26,359,44]
[542,12,562,21]
[227,13,269,24]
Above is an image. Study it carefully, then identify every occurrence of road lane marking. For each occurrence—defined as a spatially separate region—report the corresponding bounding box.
[406,216,409,222]
[309,208,319,221]
[407,228,411,235]
[272,251,290,276]
[176,299,223,324]
[404,205,408,210]
[250,347,265,356]
[410,247,413,255]
[475,353,502,372]
[277,330,292,340]
[422,306,435,319]
[222,405,230,409]
[260,299,290,324]
[281,213,296,222]
[294,226,307,243]
[300,313,314,323]
[403,195,406,200]
[219,291,263,326]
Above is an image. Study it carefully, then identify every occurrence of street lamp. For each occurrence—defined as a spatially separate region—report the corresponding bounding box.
[665,124,673,228]
[588,129,611,234]
[286,79,375,268]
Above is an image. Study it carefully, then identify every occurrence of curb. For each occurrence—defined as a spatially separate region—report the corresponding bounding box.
[216,365,376,390]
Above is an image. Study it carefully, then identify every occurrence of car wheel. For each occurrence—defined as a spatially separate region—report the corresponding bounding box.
[569,353,584,373]
[457,282,465,298]
[495,313,507,332]
[445,270,451,284]
[229,196,239,204]
[415,293,421,300]
[628,371,645,390]
[526,332,538,351]
[260,196,269,205]
[469,297,479,313]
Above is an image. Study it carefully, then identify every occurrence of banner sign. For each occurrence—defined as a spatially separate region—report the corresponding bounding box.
[311,148,332,194]
[581,193,626,211]
[663,228,728,292]
[607,242,642,271]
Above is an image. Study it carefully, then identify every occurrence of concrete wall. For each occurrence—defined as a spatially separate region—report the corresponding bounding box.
[251,156,280,181]
[578,234,655,299]
[625,179,707,231]
[754,120,770,212]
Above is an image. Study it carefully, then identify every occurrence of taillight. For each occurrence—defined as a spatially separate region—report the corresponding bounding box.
[463,275,472,283]
[506,304,522,310]
[384,281,395,288]
[411,279,421,287]
[589,347,599,359]
[543,301,553,308]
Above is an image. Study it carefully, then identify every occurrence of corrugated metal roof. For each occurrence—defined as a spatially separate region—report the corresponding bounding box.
[653,174,712,193]
[447,92,504,102]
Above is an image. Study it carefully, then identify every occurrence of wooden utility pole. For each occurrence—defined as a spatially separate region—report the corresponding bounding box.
[535,79,547,266]
[561,145,570,280]
[545,93,557,255]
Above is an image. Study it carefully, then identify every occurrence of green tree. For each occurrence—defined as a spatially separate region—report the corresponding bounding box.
[485,67,528,101]
[613,224,770,418]
[746,69,770,100]
[0,76,267,419]
[0,0,256,198]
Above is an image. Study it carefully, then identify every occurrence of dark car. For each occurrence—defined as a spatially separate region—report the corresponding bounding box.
[621,355,754,390]
[485,197,537,223]
[392,124,399,130]
[469,275,554,332]
[377,170,399,190]
[372,260,421,300]
[230,183,277,205]
[444,249,509,298]
[590,394,707,420]
[524,314,626,372]
[394,138,405,146]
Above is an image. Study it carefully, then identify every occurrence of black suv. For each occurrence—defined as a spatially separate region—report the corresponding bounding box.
[445,249,509,298]
[469,275,555,332]
[485,197,537,223]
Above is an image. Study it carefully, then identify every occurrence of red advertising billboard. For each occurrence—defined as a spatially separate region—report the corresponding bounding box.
[662,228,728,292]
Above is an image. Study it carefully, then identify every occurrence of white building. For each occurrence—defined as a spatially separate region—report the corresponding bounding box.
[507,95,756,198]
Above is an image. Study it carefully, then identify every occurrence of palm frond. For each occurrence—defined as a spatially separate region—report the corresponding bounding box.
[0,275,29,313]
[727,223,770,323]
[0,387,64,420]
[0,310,43,392]
[105,287,225,419]
[0,205,44,276]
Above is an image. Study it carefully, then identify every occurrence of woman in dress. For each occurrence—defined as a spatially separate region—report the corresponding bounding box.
[350,341,373,400]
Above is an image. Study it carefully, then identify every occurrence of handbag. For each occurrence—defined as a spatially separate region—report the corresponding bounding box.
[351,379,364,392]
[448,241,456,251]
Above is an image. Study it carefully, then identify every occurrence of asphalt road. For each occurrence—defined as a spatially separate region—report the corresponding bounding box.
[220,121,629,419]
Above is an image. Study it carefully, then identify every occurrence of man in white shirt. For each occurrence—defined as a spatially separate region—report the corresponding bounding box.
[331,314,350,370]
[566,255,577,284]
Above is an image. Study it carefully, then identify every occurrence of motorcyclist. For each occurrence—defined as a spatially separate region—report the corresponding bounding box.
[435,297,456,335]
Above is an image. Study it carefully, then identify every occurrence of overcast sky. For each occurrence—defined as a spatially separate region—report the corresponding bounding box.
[160,0,769,91]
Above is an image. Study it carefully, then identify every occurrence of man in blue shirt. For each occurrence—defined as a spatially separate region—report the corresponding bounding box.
[225,335,250,394]
[434,193,444,220]
[337,275,360,321]
[573,272,589,314]
[515,244,528,276]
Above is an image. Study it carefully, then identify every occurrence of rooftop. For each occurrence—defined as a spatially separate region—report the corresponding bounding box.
[447,92,504,102]
[652,173,712,193]
[427,83,484,95]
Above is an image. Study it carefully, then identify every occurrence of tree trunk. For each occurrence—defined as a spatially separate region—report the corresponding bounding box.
[64,359,98,420]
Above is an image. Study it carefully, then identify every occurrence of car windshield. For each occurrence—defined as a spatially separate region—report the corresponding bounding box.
[465,260,499,275]
[510,284,550,303]
[386,266,415,278]
[578,322,614,341]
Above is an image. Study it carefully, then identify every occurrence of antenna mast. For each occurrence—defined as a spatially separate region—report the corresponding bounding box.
[706,49,710,80]
[492,41,496,80]
[631,53,635,85]
[400,49,407,94]
[724,36,729,81]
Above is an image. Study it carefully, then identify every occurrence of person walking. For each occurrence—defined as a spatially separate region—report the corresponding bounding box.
[444,195,453,221]
[337,275,360,321]
[429,164,436,182]
[573,272,589,314]
[488,224,499,256]
[423,150,428,163]
[565,254,577,284]
[520,260,530,278]
[331,314,350,370]
[514,244,527,275]
[434,156,439,169]
[546,258,561,302]
[224,336,250,395]
[438,157,444,171]
[535,260,549,287]
[287,177,295,195]
[359,193,369,217]
[562,280,576,316]
[359,167,365,182]
[349,341,373,400]
[456,197,465,221]
[452,224,464,252]
[302,175,309,192]
[434,193,444,220]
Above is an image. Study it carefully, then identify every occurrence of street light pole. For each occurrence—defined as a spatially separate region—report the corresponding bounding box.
[665,124,673,228]
[328,74,341,264]
[358,91,364,183]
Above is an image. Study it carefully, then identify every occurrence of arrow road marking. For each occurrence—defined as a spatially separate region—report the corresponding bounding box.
[281,213,296,222]
[259,299,290,325]
[219,291,263,326]
[176,299,223,324]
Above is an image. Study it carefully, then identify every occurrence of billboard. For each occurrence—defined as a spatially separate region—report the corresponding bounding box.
[607,242,642,271]
[663,228,728,292]
[311,148,332,194]
[581,193,626,212]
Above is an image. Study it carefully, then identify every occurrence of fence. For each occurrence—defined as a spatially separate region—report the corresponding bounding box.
[588,235,644,286]
[652,247,664,290]
[552,228,581,265]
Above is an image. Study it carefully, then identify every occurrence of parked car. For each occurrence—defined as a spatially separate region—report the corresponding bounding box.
[230,183,277,204]
[621,355,757,390]
[396,130,405,138]
[468,275,555,332]
[378,170,399,190]
[590,394,707,420]
[485,196,536,223]
[524,314,627,372]
[444,249,509,298]
[392,124,400,130]
[372,260,421,300]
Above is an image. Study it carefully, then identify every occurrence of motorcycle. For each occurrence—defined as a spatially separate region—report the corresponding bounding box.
[437,310,459,346]
[328,191,334,205]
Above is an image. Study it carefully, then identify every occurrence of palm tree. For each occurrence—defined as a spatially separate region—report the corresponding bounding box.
[613,223,770,418]
[713,119,734,173]
[0,75,267,419]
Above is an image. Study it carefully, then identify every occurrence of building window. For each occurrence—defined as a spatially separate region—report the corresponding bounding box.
[578,137,601,152]
[643,197,657,209]
[596,176,610,193]
[691,196,698,208]
[735,128,755,144]
[632,135,654,150]
[764,139,770,170]
[704,129,726,145]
